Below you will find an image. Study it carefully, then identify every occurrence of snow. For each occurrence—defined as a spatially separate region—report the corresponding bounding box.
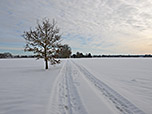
[73,58,152,114]
[0,59,63,114]
[0,58,151,114]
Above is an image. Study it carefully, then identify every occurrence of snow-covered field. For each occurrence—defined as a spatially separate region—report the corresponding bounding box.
[0,58,152,114]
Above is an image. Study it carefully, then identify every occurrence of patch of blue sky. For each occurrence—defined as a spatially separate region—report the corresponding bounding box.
[62,33,72,40]
[0,49,31,55]
[86,37,93,42]
[94,41,115,48]
[63,33,93,45]
[0,42,24,48]
[0,47,35,55]
[77,36,87,45]
[16,30,22,34]
[72,47,81,50]
[71,47,82,53]
[16,21,24,27]
[15,21,28,34]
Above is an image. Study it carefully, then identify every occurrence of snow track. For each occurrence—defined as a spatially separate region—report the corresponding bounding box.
[47,60,87,114]
[47,60,145,114]
[72,60,145,114]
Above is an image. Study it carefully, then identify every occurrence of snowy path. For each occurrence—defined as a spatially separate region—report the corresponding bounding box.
[72,60,145,114]
[47,60,87,114]
[48,60,134,114]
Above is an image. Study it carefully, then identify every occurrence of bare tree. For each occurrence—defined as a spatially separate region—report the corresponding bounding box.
[22,18,62,69]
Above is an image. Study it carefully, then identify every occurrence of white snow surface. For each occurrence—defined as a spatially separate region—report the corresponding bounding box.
[73,58,152,114]
[0,58,151,114]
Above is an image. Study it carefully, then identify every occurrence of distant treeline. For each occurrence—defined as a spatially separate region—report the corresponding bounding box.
[100,54,152,58]
[0,52,71,59]
[0,52,152,59]
[71,52,92,58]
[0,53,36,58]
[71,52,152,58]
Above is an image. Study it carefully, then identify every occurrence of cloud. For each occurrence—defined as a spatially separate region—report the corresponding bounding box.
[0,0,152,54]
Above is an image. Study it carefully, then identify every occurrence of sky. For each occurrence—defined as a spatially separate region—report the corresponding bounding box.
[0,0,152,55]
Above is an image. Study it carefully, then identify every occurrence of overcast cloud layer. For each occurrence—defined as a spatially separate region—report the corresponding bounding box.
[0,0,152,54]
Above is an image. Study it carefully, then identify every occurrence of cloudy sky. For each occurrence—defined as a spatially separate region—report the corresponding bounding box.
[0,0,152,55]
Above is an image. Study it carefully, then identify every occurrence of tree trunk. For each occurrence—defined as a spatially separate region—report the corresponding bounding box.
[44,46,48,69]
[45,59,48,69]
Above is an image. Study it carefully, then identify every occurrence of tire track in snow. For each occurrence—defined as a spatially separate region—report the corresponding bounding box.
[47,60,87,114]
[72,60,145,114]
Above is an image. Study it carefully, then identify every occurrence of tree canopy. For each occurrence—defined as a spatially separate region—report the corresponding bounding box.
[23,18,62,69]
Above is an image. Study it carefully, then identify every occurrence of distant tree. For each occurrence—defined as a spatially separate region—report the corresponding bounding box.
[72,54,76,58]
[76,52,84,58]
[86,53,92,58]
[22,18,62,69]
[58,44,72,58]
[0,52,12,58]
